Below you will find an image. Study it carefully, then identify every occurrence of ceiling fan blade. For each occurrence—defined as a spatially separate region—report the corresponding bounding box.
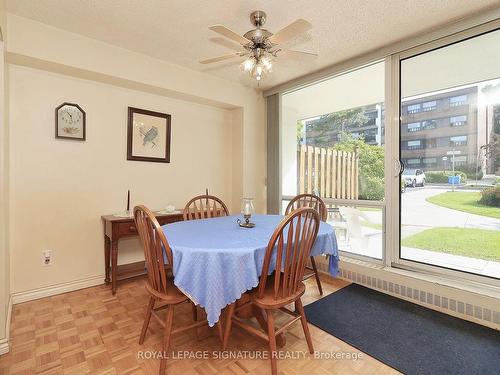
[269,19,312,45]
[199,53,242,64]
[209,37,244,51]
[209,25,251,45]
[279,48,318,58]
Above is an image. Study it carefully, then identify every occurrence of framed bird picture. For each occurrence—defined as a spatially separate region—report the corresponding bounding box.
[55,102,86,140]
[127,107,171,163]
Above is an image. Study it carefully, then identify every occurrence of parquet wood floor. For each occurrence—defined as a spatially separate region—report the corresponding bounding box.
[0,276,399,374]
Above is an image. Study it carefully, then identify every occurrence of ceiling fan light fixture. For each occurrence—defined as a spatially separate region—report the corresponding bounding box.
[243,57,256,72]
[203,11,316,84]
[248,55,272,82]
[261,56,272,70]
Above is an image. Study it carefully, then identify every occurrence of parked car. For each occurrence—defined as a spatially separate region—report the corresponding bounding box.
[403,168,426,187]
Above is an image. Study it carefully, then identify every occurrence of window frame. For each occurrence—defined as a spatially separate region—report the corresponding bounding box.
[407,122,421,132]
[406,103,421,114]
[449,95,468,107]
[389,22,500,287]
[271,17,500,290]
[449,135,468,146]
[422,100,437,111]
[280,60,388,264]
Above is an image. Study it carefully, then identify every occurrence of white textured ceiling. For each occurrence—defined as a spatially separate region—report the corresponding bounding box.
[6,0,500,89]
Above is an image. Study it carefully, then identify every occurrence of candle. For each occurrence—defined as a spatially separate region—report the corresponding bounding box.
[127,190,130,211]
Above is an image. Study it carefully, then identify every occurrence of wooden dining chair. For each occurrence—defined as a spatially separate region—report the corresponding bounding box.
[222,207,320,375]
[182,194,230,221]
[285,193,327,295]
[134,205,220,374]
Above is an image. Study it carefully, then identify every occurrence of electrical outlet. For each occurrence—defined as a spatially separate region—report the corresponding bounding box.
[43,250,52,266]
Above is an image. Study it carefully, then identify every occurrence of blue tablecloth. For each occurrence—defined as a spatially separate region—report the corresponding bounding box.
[162,214,339,326]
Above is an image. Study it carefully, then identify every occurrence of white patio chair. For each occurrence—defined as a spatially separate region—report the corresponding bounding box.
[339,207,376,253]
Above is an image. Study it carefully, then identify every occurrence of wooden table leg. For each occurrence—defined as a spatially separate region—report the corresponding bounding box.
[104,236,111,284]
[111,240,118,295]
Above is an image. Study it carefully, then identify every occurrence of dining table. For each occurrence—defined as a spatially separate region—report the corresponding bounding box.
[162,214,339,327]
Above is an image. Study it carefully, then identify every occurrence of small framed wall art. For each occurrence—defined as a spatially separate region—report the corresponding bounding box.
[55,102,86,140]
[127,107,171,163]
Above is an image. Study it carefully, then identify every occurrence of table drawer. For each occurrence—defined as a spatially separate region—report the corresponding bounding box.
[117,222,138,236]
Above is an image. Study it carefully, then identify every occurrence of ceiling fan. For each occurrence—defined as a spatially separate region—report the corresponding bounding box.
[200,11,317,82]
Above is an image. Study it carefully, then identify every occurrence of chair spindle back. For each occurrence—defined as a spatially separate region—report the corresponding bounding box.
[258,207,320,300]
[134,205,174,296]
[183,194,229,221]
[285,193,327,222]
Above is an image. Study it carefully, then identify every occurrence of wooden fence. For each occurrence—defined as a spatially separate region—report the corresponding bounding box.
[297,145,359,199]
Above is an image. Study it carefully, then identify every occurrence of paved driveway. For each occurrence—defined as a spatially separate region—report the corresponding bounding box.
[400,187,499,278]
[401,187,500,233]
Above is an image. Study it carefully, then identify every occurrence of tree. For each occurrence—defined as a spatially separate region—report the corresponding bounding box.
[296,120,305,144]
[305,108,368,148]
[484,133,500,174]
[481,85,500,173]
[490,105,500,173]
[333,132,385,200]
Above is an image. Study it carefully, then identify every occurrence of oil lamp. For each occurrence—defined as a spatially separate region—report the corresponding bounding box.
[238,197,255,228]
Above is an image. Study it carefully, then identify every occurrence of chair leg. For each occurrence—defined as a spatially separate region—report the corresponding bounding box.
[139,296,155,345]
[216,321,223,347]
[191,302,199,341]
[266,309,278,375]
[159,305,174,374]
[295,298,314,354]
[222,303,235,351]
[310,256,323,295]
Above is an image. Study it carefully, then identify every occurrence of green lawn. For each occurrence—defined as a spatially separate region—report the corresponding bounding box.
[426,192,500,219]
[361,221,383,230]
[402,227,500,261]
[358,207,381,212]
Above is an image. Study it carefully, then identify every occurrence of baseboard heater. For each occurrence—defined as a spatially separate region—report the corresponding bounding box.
[313,255,500,330]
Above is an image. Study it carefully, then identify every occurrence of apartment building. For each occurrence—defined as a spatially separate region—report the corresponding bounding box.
[400,86,478,170]
[303,103,384,146]
[302,86,487,173]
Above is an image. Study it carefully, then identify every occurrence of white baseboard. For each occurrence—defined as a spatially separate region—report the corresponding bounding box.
[0,340,9,356]
[0,294,12,356]
[12,275,104,304]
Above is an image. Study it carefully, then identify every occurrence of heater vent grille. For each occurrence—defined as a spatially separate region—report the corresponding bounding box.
[335,267,500,327]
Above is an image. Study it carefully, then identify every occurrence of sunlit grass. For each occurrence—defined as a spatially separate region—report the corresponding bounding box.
[427,192,500,219]
[402,227,500,261]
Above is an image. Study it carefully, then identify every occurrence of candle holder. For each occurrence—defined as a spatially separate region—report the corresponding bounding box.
[238,214,255,228]
[238,198,255,228]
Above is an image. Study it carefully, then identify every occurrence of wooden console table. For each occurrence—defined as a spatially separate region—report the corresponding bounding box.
[101,211,184,294]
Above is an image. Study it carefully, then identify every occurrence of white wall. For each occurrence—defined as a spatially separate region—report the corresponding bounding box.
[9,65,236,292]
[281,105,300,198]
[6,14,266,211]
[0,0,9,348]
[5,15,266,295]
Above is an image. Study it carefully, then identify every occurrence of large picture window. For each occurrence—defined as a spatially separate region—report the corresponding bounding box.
[271,21,500,286]
[399,28,500,280]
[281,61,385,260]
